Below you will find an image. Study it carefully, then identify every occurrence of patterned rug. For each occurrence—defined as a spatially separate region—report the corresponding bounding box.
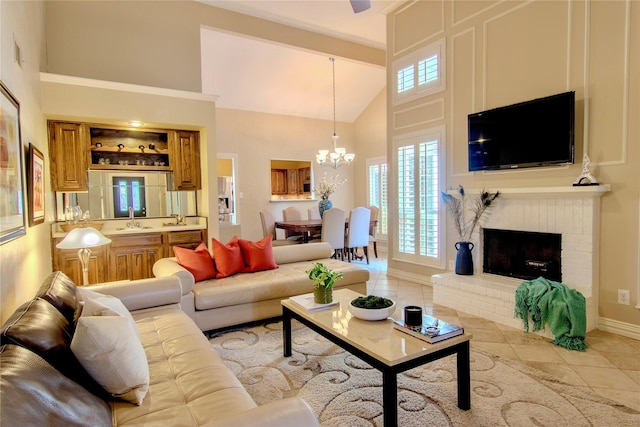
[209,320,639,426]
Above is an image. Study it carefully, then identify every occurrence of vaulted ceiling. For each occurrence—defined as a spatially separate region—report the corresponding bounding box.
[198,1,400,122]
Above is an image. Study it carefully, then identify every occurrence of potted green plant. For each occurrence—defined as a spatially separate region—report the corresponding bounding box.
[306,262,344,304]
[441,186,500,275]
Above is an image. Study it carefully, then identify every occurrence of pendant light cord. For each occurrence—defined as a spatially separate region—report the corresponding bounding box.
[330,57,336,137]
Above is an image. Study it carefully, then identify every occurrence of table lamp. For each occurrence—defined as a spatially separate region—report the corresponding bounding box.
[56,227,111,286]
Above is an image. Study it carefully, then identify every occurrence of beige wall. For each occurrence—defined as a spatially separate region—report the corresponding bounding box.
[387,0,639,328]
[215,108,358,241]
[44,0,385,93]
[353,88,388,209]
[0,0,50,324]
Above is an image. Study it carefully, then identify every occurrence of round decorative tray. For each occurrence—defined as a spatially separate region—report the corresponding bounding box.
[348,297,396,321]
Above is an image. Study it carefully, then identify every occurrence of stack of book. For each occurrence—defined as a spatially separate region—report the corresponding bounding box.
[392,314,464,344]
[289,293,339,312]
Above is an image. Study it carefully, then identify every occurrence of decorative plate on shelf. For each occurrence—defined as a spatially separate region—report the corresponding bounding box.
[348,296,396,321]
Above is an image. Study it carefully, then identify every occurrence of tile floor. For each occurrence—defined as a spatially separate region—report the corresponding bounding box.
[358,252,640,412]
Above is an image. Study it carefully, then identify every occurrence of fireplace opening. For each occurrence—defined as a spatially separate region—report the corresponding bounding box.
[483,228,562,282]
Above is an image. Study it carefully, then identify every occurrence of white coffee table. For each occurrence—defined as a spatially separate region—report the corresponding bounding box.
[282,289,471,427]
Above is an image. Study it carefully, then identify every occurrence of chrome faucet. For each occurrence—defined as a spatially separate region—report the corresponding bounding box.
[127,207,140,229]
[173,214,185,225]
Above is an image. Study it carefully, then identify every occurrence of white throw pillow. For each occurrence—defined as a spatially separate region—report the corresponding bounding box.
[71,313,149,405]
[77,288,140,338]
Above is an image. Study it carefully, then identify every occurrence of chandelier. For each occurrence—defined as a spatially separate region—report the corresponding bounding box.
[316,58,355,169]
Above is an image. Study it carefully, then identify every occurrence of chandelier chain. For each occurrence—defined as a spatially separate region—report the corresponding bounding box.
[315,57,355,169]
[331,57,336,136]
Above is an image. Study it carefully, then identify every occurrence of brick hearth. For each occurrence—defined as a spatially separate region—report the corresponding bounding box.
[433,185,610,333]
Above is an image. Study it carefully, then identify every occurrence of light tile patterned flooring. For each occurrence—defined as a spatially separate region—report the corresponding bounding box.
[359,253,640,412]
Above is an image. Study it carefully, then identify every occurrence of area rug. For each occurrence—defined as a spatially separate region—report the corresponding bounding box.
[209,320,639,426]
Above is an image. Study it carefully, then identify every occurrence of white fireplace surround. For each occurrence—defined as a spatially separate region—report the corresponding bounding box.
[433,185,610,334]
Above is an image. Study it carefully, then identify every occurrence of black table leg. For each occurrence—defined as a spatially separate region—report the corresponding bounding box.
[283,307,292,357]
[456,340,471,410]
[382,370,398,427]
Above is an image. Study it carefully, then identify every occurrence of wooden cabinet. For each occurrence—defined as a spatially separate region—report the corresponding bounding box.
[170,130,201,190]
[108,233,164,281]
[271,169,287,194]
[287,169,298,194]
[165,229,207,254]
[47,121,201,191]
[52,229,207,284]
[48,121,88,191]
[52,239,108,286]
[298,167,311,193]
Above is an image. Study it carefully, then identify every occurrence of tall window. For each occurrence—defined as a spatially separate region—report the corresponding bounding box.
[112,177,146,218]
[367,157,388,241]
[392,38,445,105]
[393,127,443,267]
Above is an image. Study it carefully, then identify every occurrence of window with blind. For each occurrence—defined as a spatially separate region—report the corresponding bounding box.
[393,127,444,267]
[392,38,445,105]
[366,157,388,241]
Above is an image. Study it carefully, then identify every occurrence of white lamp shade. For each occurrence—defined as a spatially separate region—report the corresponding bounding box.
[56,227,112,249]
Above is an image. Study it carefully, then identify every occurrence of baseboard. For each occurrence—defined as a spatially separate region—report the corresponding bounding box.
[386,268,432,286]
[597,317,640,341]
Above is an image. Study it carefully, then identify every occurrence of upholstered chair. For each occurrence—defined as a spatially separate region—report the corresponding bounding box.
[321,208,346,260]
[345,207,371,264]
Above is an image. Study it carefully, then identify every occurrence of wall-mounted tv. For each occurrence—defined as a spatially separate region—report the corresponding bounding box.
[468,91,575,171]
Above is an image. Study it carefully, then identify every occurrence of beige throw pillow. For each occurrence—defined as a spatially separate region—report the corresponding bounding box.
[71,297,149,405]
[79,290,140,338]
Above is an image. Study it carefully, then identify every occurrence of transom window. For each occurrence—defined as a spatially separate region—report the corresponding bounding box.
[392,39,445,105]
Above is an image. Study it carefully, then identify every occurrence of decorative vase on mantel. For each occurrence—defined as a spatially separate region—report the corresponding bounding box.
[455,241,474,275]
[318,196,333,218]
[313,285,333,304]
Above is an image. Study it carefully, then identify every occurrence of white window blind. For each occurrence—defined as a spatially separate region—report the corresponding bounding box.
[367,157,388,240]
[393,127,443,267]
[392,39,445,106]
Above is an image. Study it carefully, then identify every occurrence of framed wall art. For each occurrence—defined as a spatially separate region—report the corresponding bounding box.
[28,143,45,226]
[0,81,26,244]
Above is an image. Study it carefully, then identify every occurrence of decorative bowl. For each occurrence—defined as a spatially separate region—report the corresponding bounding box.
[348,297,396,321]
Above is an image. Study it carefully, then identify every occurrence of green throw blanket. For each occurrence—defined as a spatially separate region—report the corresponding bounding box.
[514,277,587,351]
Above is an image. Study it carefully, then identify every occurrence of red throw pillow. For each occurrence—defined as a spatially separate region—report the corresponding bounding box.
[239,235,279,273]
[173,243,216,282]
[211,236,245,279]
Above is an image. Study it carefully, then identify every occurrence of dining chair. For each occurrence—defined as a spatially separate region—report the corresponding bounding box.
[259,210,298,246]
[306,208,322,240]
[321,208,346,260]
[282,207,304,241]
[345,207,371,264]
[368,205,379,258]
[307,208,321,220]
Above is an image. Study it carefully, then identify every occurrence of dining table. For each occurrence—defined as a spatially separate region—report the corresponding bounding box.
[274,218,378,244]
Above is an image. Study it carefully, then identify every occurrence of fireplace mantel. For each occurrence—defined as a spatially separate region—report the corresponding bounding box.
[447,184,610,199]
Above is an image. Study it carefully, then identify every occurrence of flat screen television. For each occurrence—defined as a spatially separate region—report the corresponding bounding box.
[468,91,575,171]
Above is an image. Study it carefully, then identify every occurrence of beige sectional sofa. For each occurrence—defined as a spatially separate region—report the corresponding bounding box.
[153,242,369,331]
[0,271,319,426]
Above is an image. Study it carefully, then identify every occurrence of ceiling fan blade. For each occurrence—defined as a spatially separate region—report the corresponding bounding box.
[350,0,371,14]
